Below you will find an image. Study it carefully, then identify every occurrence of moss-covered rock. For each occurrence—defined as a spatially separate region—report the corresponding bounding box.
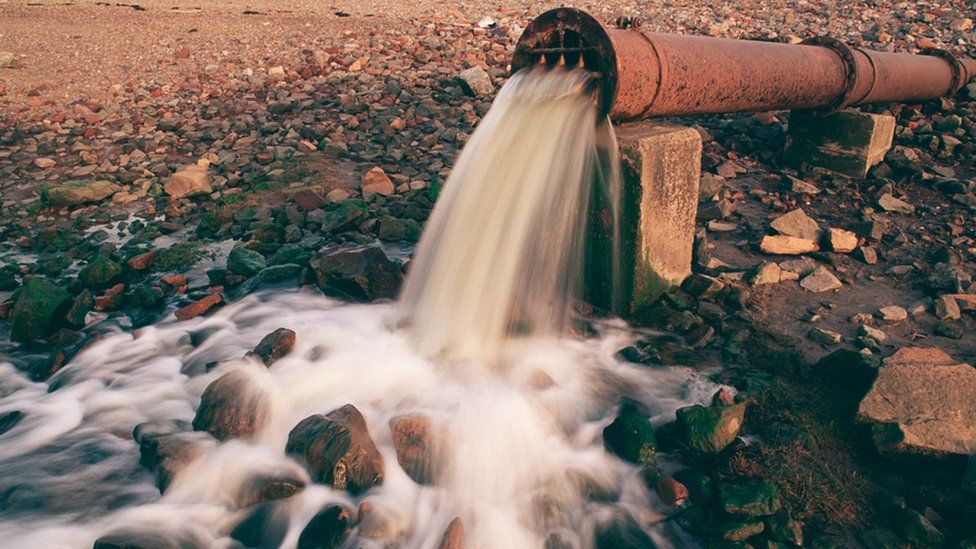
[718,479,783,518]
[603,402,657,464]
[78,257,123,290]
[227,247,267,277]
[10,277,72,342]
[676,400,746,455]
[715,519,765,542]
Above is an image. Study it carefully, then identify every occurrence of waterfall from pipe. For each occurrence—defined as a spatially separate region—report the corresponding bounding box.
[0,66,715,549]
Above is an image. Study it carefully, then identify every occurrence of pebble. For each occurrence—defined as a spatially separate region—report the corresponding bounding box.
[877,306,908,323]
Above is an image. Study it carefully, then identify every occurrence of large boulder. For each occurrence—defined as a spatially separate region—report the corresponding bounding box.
[310,246,401,302]
[227,247,267,277]
[164,165,211,199]
[857,347,976,460]
[192,370,270,440]
[10,277,72,342]
[43,180,120,206]
[602,402,656,465]
[675,393,746,455]
[285,404,384,494]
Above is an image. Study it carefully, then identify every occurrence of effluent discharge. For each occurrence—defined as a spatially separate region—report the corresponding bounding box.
[0,66,719,548]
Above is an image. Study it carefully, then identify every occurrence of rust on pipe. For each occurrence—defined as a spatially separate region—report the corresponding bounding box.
[511,8,976,122]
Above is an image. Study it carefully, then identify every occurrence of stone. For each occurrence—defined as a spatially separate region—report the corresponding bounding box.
[361,167,394,199]
[249,328,296,366]
[231,502,289,548]
[749,261,782,286]
[933,295,961,320]
[193,370,270,440]
[603,402,657,464]
[134,420,208,490]
[949,294,976,312]
[827,227,858,253]
[605,124,702,310]
[390,415,437,484]
[951,17,973,31]
[164,165,211,199]
[268,65,286,79]
[783,174,820,194]
[766,514,804,546]
[808,327,842,345]
[34,157,56,168]
[858,347,976,459]
[439,517,464,549]
[779,257,818,276]
[719,479,783,518]
[78,258,123,290]
[237,475,305,508]
[859,324,886,343]
[43,180,121,206]
[857,246,878,265]
[716,521,765,542]
[285,404,384,494]
[816,348,881,391]
[681,273,724,298]
[127,250,156,271]
[10,278,72,342]
[676,398,746,454]
[895,506,946,548]
[175,291,224,321]
[377,216,421,242]
[769,208,822,241]
[297,505,352,549]
[877,306,907,323]
[457,66,493,96]
[226,247,266,277]
[0,51,14,68]
[784,109,895,178]
[656,476,690,506]
[311,245,401,302]
[800,266,842,293]
[760,235,818,255]
[93,530,187,549]
[877,193,915,214]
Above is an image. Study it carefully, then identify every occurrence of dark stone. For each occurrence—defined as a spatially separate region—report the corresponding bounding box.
[227,247,267,277]
[133,420,206,491]
[65,289,94,327]
[718,479,783,518]
[192,370,269,440]
[390,415,436,484]
[237,475,306,507]
[31,328,86,381]
[78,258,124,290]
[231,502,290,549]
[248,328,296,366]
[285,404,384,494]
[675,399,746,455]
[10,277,72,342]
[310,246,401,302]
[594,512,656,549]
[602,402,656,464]
[297,504,353,549]
[93,530,182,549]
[0,410,24,437]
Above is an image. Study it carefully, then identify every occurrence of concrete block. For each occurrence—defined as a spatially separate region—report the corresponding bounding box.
[783,109,895,178]
[586,123,702,313]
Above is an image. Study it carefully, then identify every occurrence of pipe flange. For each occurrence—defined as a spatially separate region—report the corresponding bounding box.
[802,36,859,114]
[921,48,966,97]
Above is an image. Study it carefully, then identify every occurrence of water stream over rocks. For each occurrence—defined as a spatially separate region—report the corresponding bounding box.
[0,66,719,548]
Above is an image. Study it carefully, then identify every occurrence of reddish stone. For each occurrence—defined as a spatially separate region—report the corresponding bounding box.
[160,274,187,287]
[175,292,224,321]
[127,250,157,271]
[656,476,690,506]
[291,189,327,211]
[104,283,126,297]
[95,294,121,311]
[250,328,296,366]
[390,415,437,484]
[438,517,463,549]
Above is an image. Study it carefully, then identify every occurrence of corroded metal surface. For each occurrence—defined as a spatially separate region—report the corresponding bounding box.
[512,7,976,121]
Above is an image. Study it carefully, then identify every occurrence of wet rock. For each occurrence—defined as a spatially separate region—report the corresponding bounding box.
[457,66,493,96]
[164,165,211,199]
[719,479,782,518]
[249,328,296,366]
[770,208,822,241]
[603,401,656,464]
[236,475,306,508]
[934,322,964,339]
[857,347,976,460]
[175,291,224,321]
[227,247,267,277]
[10,277,72,342]
[93,530,186,549]
[760,235,818,255]
[42,180,121,206]
[65,289,94,327]
[311,245,401,302]
[675,394,746,455]
[439,517,464,549]
[594,513,655,548]
[192,370,270,440]
[285,404,384,494]
[799,266,842,293]
[79,258,123,290]
[297,504,353,549]
[126,250,156,271]
[656,476,689,506]
[133,420,207,491]
[361,167,394,199]
[827,227,858,253]
[231,501,290,549]
[0,410,24,436]
[390,414,437,484]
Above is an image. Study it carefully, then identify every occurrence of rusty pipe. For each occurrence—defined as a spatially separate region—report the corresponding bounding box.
[511,8,976,121]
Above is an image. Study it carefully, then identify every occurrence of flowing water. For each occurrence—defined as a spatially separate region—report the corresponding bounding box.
[0,66,716,548]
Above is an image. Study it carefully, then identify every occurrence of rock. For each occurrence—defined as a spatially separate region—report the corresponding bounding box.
[816,348,881,391]
[285,404,384,494]
[719,479,783,518]
[127,250,156,271]
[390,415,437,484]
[439,517,464,549]
[716,520,765,542]
[65,289,94,327]
[457,66,493,96]
[226,247,266,277]
[770,208,822,241]
[766,514,804,546]
[749,261,782,286]
[681,273,724,298]
[297,505,353,549]
[311,245,401,302]
[877,193,915,214]
[858,347,976,459]
[800,266,842,293]
[934,322,964,340]
[164,165,211,199]
[0,51,14,68]
[827,227,858,253]
[78,258,123,290]
[43,180,121,206]
[236,475,305,508]
[656,476,690,506]
[760,235,818,255]
[93,530,187,549]
[676,396,746,454]
[361,167,394,199]
[377,216,421,242]
[192,370,269,440]
[0,411,24,437]
[895,505,946,548]
[779,257,818,277]
[783,174,819,194]
[808,327,842,345]
[134,424,207,491]
[174,291,224,321]
[857,246,878,265]
[268,65,286,79]
[231,502,290,548]
[877,306,907,323]
[949,294,976,312]
[933,295,961,320]
[10,278,72,342]
[249,328,296,366]
[34,157,56,168]
[950,17,973,31]
[859,324,886,344]
[603,402,656,464]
